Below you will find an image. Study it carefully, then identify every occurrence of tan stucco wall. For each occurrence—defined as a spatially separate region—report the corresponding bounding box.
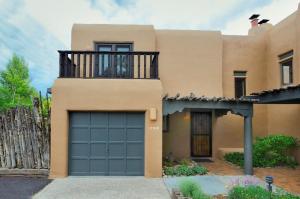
[264,9,300,161]
[50,79,163,178]
[72,24,156,51]
[156,30,223,97]
[163,112,190,159]
[217,34,268,153]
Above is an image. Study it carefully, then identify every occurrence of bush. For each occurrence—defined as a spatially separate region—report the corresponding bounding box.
[228,186,300,199]
[225,135,298,168]
[228,186,271,199]
[224,152,244,167]
[180,180,211,199]
[192,165,208,175]
[164,165,208,176]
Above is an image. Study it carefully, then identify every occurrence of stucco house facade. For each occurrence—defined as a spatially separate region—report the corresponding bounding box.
[50,4,300,178]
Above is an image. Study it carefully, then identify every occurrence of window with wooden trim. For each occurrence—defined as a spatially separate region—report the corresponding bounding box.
[234,71,247,98]
[95,43,133,78]
[279,50,293,86]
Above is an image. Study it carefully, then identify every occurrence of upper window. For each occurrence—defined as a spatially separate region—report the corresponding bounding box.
[95,43,133,77]
[234,71,247,98]
[279,50,293,86]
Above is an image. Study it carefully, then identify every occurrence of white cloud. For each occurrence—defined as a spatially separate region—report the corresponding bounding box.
[222,0,300,35]
[23,0,243,46]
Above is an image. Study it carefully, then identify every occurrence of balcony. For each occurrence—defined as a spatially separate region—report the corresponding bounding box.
[58,51,159,79]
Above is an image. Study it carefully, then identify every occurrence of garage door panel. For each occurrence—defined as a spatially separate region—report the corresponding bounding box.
[126,113,144,126]
[109,128,125,141]
[90,159,107,175]
[127,143,144,157]
[91,128,108,141]
[126,159,143,174]
[127,128,144,141]
[109,113,126,127]
[70,159,90,174]
[71,143,89,156]
[109,143,125,157]
[109,159,125,175]
[90,143,107,156]
[91,112,108,126]
[70,112,90,125]
[69,112,144,176]
[71,127,90,141]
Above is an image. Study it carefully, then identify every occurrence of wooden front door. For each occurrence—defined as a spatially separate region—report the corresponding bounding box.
[191,112,212,157]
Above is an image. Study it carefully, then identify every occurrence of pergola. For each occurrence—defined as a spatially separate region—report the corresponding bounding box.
[247,84,300,104]
[163,93,258,175]
[163,86,300,175]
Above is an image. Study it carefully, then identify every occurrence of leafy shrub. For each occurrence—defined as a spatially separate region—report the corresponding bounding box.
[253,135,298,167]
[228,186,271,199]
[164,165,208,176]
[228,186,300,199]
[180,180,211,199]
[164,166,176,176]
[225,135,298,168]
[192,165,208,175]
[224,152,244,167]
[179,158,192,166]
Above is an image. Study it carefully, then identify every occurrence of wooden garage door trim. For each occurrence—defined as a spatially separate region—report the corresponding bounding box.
[68,112,145,176]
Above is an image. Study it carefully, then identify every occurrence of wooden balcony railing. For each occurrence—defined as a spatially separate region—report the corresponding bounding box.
[58,51,159,79]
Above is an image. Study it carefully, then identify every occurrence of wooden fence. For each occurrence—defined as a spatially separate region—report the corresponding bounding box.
[0,98,50,169]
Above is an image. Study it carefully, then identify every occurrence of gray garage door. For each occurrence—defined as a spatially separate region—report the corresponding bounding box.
[69,112,145,176]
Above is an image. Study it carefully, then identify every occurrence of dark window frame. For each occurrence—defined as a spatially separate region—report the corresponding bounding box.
[279,50,293,86]
[280,58,293,86]
[234,71,247,98]
[94,42,134,78]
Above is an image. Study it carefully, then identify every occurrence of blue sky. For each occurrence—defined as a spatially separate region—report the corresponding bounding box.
[0,0,299,92]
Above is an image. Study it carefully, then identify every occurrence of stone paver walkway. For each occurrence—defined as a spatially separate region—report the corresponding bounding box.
[200,159,300,194]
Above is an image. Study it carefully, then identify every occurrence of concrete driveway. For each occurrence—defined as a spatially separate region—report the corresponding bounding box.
[33,177,170,199]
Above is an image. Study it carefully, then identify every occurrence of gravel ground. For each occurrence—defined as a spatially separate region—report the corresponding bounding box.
[0,176,52,199]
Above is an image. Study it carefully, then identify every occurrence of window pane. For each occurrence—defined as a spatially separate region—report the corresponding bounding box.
[235,78,246,98]
[116,46,131,77]
[282,65,290,84]
[98,46,112,76]
[281,59,293,85]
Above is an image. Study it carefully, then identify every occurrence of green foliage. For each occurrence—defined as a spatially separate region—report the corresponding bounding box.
[228,186,300,199]
[191,165,208,175]
[0,54,37,110]
[164,165,208,176]
[179,158,191,166]
[228,186,271,199]
[225,135,298,168]
[180,180,211,199]
[253,135,298,167]
[224,152,244,167]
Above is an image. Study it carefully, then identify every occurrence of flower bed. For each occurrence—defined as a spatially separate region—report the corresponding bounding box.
[163,158,208,176]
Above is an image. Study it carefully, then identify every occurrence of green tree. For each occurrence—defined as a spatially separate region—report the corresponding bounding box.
[0,54,37,110]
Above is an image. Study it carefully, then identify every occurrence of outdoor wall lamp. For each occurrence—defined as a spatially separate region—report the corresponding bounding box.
[265,176,274,192]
